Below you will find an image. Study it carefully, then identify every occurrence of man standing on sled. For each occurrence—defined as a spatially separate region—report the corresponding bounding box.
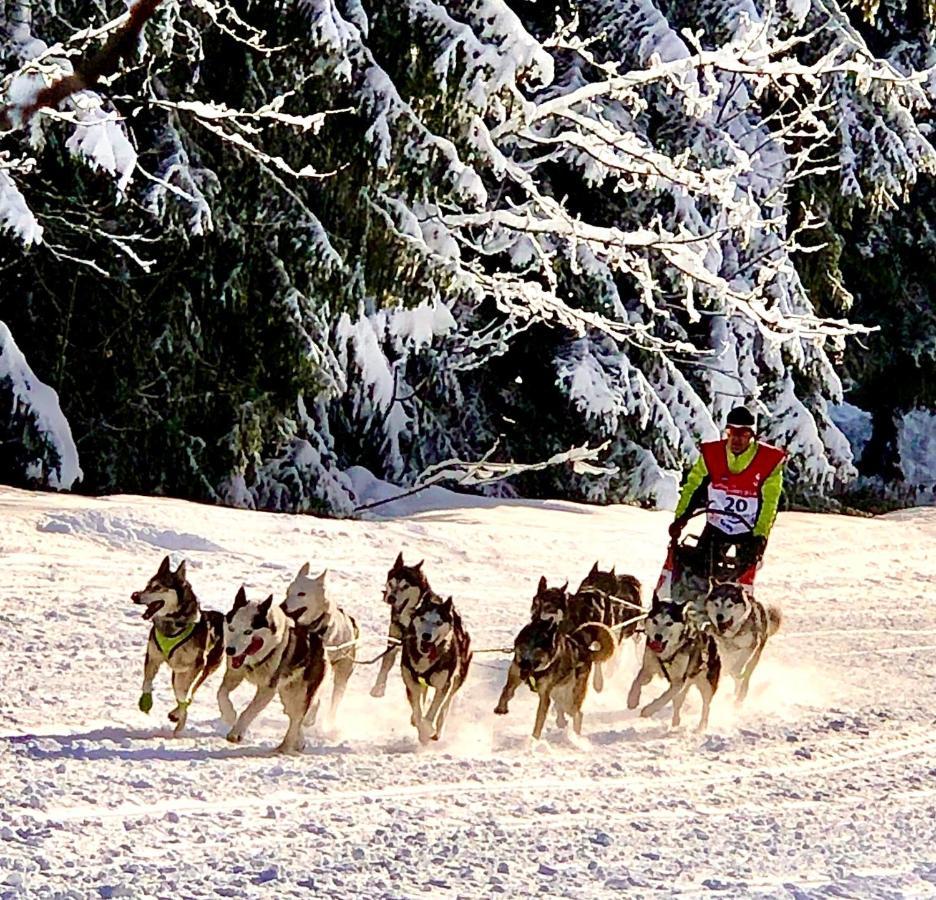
[661,406,785,599]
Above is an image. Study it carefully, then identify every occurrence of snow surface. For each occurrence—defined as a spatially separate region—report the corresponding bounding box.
[1,485,935,898]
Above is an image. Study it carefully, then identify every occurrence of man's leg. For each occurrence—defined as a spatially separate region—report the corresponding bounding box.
[732,533,761,590]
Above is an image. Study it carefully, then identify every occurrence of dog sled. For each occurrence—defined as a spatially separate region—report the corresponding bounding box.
[655,508,758,605]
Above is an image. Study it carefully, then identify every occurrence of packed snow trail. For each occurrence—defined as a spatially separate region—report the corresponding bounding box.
[0,484,934,898]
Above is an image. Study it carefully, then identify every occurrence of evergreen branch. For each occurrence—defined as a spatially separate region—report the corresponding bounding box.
[0,0,164,132]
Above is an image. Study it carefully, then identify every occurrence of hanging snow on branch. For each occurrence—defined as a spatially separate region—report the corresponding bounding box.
[0,321,82,490]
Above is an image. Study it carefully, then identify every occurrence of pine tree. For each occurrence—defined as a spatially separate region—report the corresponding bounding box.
[0,1,933,511]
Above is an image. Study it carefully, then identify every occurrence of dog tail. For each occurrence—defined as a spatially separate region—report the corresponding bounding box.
[573,622,616,663]
[766,605,782,636]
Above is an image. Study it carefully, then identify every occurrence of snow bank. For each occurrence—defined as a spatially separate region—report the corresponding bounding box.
[896,407,936,488]
[829,401,873,463]
[37,511,224,552]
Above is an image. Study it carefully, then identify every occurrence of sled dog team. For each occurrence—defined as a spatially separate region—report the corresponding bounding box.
[131,552,780,751]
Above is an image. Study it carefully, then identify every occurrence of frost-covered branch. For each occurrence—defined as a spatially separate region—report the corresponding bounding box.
[353,441,613,512]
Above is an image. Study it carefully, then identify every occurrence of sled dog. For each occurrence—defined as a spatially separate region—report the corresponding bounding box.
[218,588,326,753]
[495,617,615,739]
[283,564,358,722]
[131,556,225,733]
[529,575,570,624]
[627,596,720,731]
[371,553,435,698]
[496,577,572,710]
[400,593,472,743]
[576,563,643,691]
[704,582,780,702]
[577,563,643,639]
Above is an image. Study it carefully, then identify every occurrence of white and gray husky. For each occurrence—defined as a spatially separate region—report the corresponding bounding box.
[704,583,781,702]
[282,563,358,724]
[218,587,326,753]
[131,556,225,734]
[627,596,720,731]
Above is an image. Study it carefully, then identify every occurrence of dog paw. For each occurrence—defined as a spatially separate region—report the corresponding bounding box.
[138,693,153,714]
[369,683,386,699]
[276,741,304,755]
[226,730,243,744]
[626,694,639,710]
[639,706,654,719]
[167,709,179,723]
[493,704,508,715]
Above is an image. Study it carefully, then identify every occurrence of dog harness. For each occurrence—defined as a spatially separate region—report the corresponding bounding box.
[153,619,199,658]
[304,612,330,636]
[700,439,785,536]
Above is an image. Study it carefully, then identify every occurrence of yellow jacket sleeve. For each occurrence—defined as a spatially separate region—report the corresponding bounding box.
[753,461,784,537]
[673,454,709,520]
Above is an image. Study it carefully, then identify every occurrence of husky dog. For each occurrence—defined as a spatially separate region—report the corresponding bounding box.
[218,588,326,753]
[400,593,472,743]
[576,563,644,691]
[495,618,615,739]
[704,582,781,702]
[627,597,720,731]
[131,556,225,733]
[495,577,570,711]
[530,576,570,624]
[577,563,643,639]
[371,553,432,699]
[283,564,358,723]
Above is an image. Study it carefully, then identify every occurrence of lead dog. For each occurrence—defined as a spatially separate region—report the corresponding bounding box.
[400,593,472,743]
[704,582,780,702]
[627,596,720,731]
[282,564,358,723]
[218,588,326,753]
[371,553,432,699]
[131,556,225,734]
[495,618,615,739]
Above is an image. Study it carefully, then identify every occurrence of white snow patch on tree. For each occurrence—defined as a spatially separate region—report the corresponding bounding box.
[896,407,936,488]
[0,167,42,245]
[0,321,82,489]
[65,97,138,193]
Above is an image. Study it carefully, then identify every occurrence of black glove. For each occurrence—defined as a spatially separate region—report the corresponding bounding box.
[668,516,688,540]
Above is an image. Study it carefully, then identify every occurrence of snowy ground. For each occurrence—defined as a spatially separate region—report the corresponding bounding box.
[1,482,934,899]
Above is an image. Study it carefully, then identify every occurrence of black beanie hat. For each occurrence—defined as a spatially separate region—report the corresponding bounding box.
[726,406,757,430]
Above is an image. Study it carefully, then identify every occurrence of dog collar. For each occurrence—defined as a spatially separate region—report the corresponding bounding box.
[154,620,198,658]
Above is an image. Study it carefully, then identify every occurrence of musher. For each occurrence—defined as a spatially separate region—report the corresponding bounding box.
[662,406,785,598]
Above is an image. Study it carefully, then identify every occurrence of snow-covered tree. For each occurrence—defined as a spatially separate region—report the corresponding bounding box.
[1,1,933,512]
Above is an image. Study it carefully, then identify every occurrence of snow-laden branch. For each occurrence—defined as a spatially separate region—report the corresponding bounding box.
[0,320,82,489]
[0,0,164,132]
[353,440,613,513]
